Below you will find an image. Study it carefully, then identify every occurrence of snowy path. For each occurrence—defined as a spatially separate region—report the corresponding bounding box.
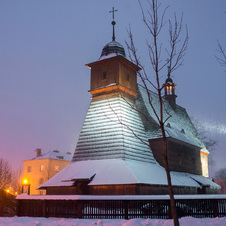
[0,217,226,226]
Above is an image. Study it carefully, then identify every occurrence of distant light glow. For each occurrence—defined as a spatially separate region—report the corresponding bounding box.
[23,179,28,184]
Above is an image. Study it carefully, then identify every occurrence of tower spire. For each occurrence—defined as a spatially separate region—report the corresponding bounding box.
[109,7,118,41]
[163,66,177,106]
[167,66,171,80]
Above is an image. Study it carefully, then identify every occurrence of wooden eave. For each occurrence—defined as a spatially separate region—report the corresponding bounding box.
[86,55,141,72]
[89,84,138,97]
[149,136,202,151]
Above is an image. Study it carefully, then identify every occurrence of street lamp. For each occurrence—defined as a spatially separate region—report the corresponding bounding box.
[22,179,30,195]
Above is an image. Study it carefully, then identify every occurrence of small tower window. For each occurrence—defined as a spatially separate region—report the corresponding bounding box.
[166,84,173,95]
[54,165,59,172]
[102,72,107,80]
[127,74,130,81]
[39,178,44,185]
[166,123,171,128]
[27,166,31,172]
[40,165,44,172]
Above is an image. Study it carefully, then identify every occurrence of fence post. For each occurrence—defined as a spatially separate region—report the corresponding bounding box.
[168,200,172,219]
[123,200,129,220]
[77,201,83,218]
[16,199,20,216]
[42,200,47,217]
[213,199,219,218]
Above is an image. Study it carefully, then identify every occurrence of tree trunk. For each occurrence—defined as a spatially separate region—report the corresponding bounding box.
[161,126,179,226]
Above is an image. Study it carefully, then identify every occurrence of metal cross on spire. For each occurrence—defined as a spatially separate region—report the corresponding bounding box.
[109,7,118,20]
[109,7,118,41]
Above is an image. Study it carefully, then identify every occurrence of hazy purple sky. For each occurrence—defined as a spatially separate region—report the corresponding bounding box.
[0,0,225,177]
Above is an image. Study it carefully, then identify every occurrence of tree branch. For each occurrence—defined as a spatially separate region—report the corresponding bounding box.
[216,40,226,67]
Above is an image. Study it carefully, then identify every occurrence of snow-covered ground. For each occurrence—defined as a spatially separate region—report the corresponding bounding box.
[0,217,226,226]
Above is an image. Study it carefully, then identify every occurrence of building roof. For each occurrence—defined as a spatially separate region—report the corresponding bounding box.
[39,76,213,190]
[137,85,209,154]
[39,159,219,189]
[99,40,126,60]
[26,150,73,161]
[72,94,155,163]
[38,44,213,191]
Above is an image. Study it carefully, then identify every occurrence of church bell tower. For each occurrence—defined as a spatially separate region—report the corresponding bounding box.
[163,67,177,106]
[86,7,139,99]
[72,7,154,164]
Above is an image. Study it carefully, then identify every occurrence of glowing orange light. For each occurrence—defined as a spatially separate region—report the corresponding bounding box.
[6,189,10,193]
[23,179,28,184]
[15,191,18,195]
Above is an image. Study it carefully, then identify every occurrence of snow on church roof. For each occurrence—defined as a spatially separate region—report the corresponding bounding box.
[99,40,126,60]
[39,159,219,189]
[72,94,155,163]
[137,85,208,153]
[38,61,213,190]
[38,83,214,190]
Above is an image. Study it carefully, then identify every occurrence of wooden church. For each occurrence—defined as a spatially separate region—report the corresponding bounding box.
[39,15,219,196]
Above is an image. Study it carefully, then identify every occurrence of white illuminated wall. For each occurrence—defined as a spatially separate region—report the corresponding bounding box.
[72,93,155,163]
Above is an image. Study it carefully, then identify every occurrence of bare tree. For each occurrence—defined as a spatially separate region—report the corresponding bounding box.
[0,158,12,190]
[191,117,217,166]
[42,166,55,181]
[216,41,226,67]
[12,168,23,195]
[0,159,17,216]
[215,168,226,179]
[215,168,226,194]
[215,11,226,68]
[126,0,188,225]
[202,136,217,167]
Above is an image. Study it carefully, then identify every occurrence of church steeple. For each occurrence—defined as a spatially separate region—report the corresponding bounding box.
[99,7,126,59]
[86,7,139,98]
[109,7,118,41]
[163,67,177,106]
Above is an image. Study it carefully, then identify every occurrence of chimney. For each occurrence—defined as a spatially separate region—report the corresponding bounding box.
[35,148,42,158]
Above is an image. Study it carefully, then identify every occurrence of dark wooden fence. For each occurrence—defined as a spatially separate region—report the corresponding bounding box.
[0,190,16,217]
[17,194,226,219]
